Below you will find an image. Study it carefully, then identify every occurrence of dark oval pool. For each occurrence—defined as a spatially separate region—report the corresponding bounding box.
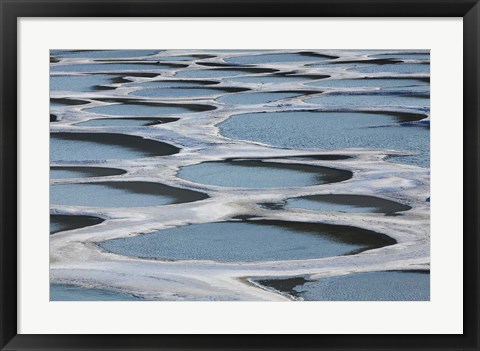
[50,132,179,162]
[98,220,395,262]
[178,160,352,189]
[50,181,209,208]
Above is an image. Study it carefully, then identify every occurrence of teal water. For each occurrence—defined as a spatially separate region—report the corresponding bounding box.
[131,87,233,98]
[306,93,429,108]
[50,74,116,92]
[50,181,208,208]
[226,75,314,84]
[50,50,159,59]
[350,63,430,74]
[127,80,217,88]
[284,194,411,215]
[178,160,351,188]
[51,166,126,179]
[306,78,428,90]
[225,53,333,64]
[372,53,430,60]
[50,284,140,301]
[257,271,429,301]
[217,92,302,105]
[86,102,204,117]
[50,214,104,234]
[50,98,88,108]
[219,111,429,167]
[98,220,395,262]
[175,68,274,78]
[76,117,178,127]
[51,62,173,73]
[50,133,179,162]
[157,55,203,61]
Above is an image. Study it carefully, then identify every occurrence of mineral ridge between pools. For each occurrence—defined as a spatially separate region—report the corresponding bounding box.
[50,50,430,301]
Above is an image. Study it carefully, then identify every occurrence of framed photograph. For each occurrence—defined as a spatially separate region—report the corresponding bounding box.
[1,0,478,350]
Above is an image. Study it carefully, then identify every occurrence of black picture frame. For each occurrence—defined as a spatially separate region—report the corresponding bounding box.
[1,1,478,350]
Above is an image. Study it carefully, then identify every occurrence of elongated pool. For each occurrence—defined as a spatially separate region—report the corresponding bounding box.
[178,160,352,188]
[51,62,174,73]
[255,270,429,301]
[50,214,104,234]
[50,166,126,179]
[284,194,411,215]
[50,284,140,301]
[225,52,334,64]
[86,102,213,117]
[76,117,178,127]
[50,132,179,162]
[306,93,429,108]
[98,220,395,262]
[217,92,302,105]
[51,49,160,59]
[50,181,208,208]
[219,111,429,167]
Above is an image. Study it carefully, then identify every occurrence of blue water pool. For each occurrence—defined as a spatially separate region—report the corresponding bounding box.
[50,181,208,208]
[51,166,126,179]
[98,220,395,262]
[284,194,411,214]
[50,49,159,59]
[76,117,178,127]
[50,214,104,234]
[178,160,352,188]
[225,52,334,64]
[50,132,179,162]
[50,284,140,301]
[130,87,236,99]
[255,271,429,301]
[219,111,429,167]
[217,92,302,105]
[86,102,211,117]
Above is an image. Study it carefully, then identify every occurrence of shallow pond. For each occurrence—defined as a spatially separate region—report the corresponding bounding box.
[217,92,302,105]
[98,220,395,262]
[50,74,116,93]
[349,63,429,74]
[86,102,211,117]
[50,284,140,301]
[306,93,429,108]
[224,52,333,64]
[51,132,179,162]
[157,55,208,61]
[226,75,315,84]
[51,62,174,73]
[50,214,104,234]
[370,53,430,60]
[50,181,208,208]
[255,271,429,301]
[175,68,275,78]
[219,111,429,167]
[130,87,237,99]
[306,78,428,91]
[50,98,88,108]
[51,50,159,59]
[51,166,126,179]
[178,160,352,188]
[284,194,411,215]
[127,80,218,89]
[76,117,178,127]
